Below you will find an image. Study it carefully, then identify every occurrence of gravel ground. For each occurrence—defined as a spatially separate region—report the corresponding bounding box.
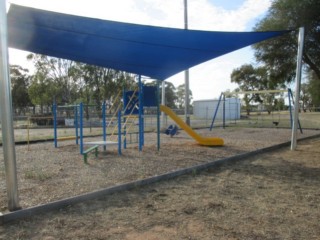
[0,127,319,213]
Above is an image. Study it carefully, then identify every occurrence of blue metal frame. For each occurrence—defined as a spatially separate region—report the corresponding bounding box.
[79,102,84,155]
[223,94,226,129]
[75,105,79,145]
[210,92,224,131]
[138,75,143,151]
[288,88,293,128]
[157,80,160,151]
[118,110,122,155]
[53,103,57,148]
[102,102,107,151]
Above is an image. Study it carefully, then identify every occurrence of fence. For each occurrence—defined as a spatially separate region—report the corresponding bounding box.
[1,107,319,144]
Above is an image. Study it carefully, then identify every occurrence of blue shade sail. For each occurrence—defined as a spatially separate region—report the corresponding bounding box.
[7,4,289,80]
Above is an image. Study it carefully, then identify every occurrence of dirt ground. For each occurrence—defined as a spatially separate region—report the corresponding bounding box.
[0,128,320,239]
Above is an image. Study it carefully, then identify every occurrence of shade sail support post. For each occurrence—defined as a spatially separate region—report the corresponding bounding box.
[0,0,21,211]
[291,27,305,150]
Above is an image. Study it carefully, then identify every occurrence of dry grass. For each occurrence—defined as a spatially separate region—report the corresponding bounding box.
[0,128,320,239]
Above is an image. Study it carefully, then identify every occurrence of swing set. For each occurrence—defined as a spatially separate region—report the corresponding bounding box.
[210,88,303,133]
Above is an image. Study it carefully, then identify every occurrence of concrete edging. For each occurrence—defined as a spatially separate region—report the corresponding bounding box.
[1,133,320,224]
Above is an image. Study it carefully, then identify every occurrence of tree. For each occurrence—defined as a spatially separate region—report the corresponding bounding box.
[10,65,32,114]
[73,63,136,107]
[27,54,136,113]
[176,84,193,110]
[253,0,320,83]
[231,64,285,114]
[27,54,78,105]
[300,83,312,111]
[160,82,177,109]
[307,71,320,108]
[28,72,55,114]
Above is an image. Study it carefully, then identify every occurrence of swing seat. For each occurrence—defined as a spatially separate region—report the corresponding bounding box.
[165,125,179,137]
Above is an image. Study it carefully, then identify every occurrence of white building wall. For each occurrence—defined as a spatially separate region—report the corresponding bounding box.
[193,98,241,120]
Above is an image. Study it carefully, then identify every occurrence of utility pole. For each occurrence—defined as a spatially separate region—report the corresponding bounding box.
[183,0,190,125]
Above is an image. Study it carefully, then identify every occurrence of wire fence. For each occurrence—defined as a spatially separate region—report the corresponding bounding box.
[1,107,319,144]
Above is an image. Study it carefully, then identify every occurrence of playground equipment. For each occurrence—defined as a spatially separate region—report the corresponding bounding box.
[76,80,150,163]
[79,102,120,163]
[160,105,224,146]
[210,89,303,133]
[54,78,224,164]
[53,104,80,148]
[165,124,179,137]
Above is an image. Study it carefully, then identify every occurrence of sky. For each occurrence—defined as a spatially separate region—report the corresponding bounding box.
[7,0,273,100]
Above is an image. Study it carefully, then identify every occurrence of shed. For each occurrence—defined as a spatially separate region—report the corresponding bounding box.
[193,98,241,120]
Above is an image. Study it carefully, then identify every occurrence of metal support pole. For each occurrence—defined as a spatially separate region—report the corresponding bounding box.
[124,116,127,149]
[138,75,143,151]
[223,94,226,129]
[75,105,79,145]
[289,88,303,134]
[157,80,161,151]
[0,0,21,211]
[291,27,304,150]
[53,103,57,148]
[102,102,106,151]
[79,102,84,154]
[184,0,190,126]
[210,92,223,131]
[118,110,122,155]
[161,80,166,128]
[288,89,293,128]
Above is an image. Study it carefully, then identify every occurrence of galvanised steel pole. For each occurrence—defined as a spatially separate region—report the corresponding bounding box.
[184,0,190,126]
[0,0,21,211]
[291,27,305,150]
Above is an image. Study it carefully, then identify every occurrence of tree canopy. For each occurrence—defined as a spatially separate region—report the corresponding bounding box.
[10,65,32,114]
[253,0,320,82]
[231,0,320,110]
[231,64,286,114]
[10,55,186,115]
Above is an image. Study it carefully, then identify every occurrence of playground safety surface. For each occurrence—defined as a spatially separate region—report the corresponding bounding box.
[1,127,320,239]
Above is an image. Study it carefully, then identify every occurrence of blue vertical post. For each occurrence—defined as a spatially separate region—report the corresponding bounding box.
[138,75,143,151]
[79,102,84,155]
[53,103,57,148]
[157,80,161,151]
[210,92,223,131]
[288,89,293,128]
[123,121,127,149]
[122,89,127,149]
[141,82,144,146]
[118,110,122,155]
[223,94,226,129]
[102,102,107,151]
[75,105,79,145]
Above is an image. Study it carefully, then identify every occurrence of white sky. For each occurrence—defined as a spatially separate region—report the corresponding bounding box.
[7,0,272,100]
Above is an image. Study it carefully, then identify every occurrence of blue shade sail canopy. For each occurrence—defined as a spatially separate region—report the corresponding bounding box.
[7,4,289,80]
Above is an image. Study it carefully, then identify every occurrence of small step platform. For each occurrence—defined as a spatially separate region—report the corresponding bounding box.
[83,141,118,146]
[82,141,118,164]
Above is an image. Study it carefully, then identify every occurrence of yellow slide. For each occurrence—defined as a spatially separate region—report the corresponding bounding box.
[160,105,224,146]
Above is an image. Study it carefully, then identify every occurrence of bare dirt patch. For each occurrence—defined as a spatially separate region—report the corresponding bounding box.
[1,128,320,239]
